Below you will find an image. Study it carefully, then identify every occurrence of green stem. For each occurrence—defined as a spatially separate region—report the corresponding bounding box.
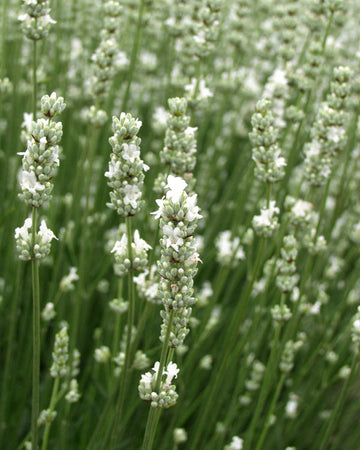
[142,309,174,450]
[110,216,135,448]
[32,41,37,117]
[189,238,266,449]
[245,320,282,449]
[112,278,124,356]
[31,207,40,450]
[41,378,60,450]
[255,373,286,450]
[318,354,358,450]
[122,0,146,111]
[321,11,334,53]
[0,0,8,77]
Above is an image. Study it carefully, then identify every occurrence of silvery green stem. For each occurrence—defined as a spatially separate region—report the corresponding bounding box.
[1,0,8,78]
[31,207,40,450]
[318,354,358,450]
[110,216,135,448]
[41,378,60,450]
[245,318,283,448]
[142,309,174,450]
[255,373,286,450]
[32,41,37,117]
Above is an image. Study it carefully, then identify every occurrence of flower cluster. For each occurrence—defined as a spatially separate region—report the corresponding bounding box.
[225,436,244,450]
[284,196,326,254]
[41,302,56,321]
[82,105,108,128]
[179,0,221,62]
[106,113,149,216]
[280,338,304,373]
[249,98,286,183]
[263,68,289,129]
[18,0,56,41]
[0,77,13,96]
[159,97,197,182]
[111,230,151,277]
[152,175,202,348]
[65,379,81,404]
[252,201,280,238]
[50,327,69,378]
[134,265,161,304]
[15,217,57,261]
[304,66,353,186]
[276,235,298,294]
[215,230,245,266]
[88,0,128,105]
[240,360,265,405]
[138,361,179,408]
[60,267,79,292]
[38,409,57,426]
[18,92,65,208]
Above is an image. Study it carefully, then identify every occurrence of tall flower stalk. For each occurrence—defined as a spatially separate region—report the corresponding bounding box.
[105,112,149,447]
[15,91,65,448]
[141,175,201,449]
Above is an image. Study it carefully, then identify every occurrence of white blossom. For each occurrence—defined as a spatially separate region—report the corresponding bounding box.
[133,230,152,253]
[165,175,187,203]
[14,217,32,241]
[19,170,45,195]
[162,225,184,251]
[38,220,57,244]
[123,184,141,209]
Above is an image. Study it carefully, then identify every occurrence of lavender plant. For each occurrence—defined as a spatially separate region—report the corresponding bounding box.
[2,1,360,449]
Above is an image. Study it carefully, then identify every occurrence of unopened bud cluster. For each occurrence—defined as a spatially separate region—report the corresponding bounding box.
[50,327,69,378]
[276,235,298,293]
[18,0,56,41]
[280,339,304,373]
[89,0,127,104]
[38,409,57,426]
[15,217,57,260]
[18,92,65,208]
[250,98,286,183]
[240,359,265,405]
[139,361,179,408]
[82,105,107,128]
[253,201,280,238]
[181,0,221,61]
[285,197,326,254]
[304,66,352,186]
[111,230,151,277]
[65,379,81,403]
[152,175,202,347]
[158,97,197,187]
[106,113,149,216]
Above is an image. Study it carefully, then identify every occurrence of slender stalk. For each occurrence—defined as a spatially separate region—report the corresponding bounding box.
[318,354,358,450]
[189,238,266,449]
[31,207,40,450]
[32,41,37,118]
[41,378,60,450]
[0,0,8,78]
[245,322,282,449]
[142,309,174,450]
[255,373,286,450]
[112,278,124,356]
[110,216,135,448]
